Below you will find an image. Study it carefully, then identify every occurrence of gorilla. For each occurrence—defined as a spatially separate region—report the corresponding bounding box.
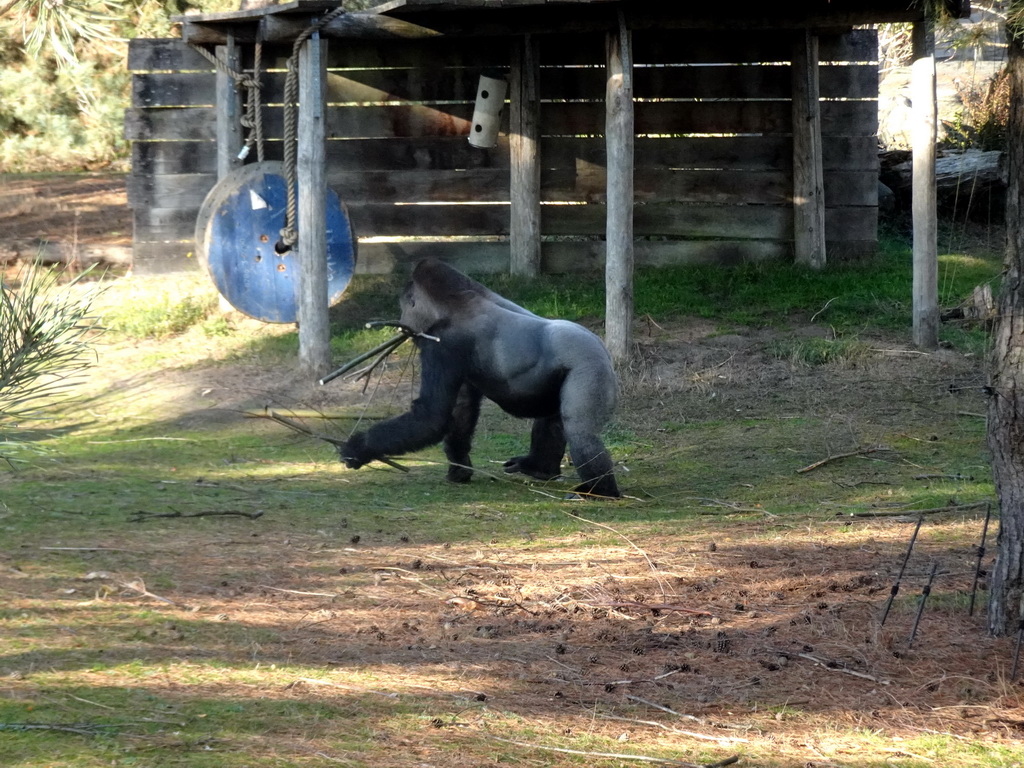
[339,258,621,499]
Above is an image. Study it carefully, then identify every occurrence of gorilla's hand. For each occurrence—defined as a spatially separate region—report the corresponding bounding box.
[338,432,371,469]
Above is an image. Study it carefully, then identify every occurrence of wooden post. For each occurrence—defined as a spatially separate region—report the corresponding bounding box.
[297,33,331,378]
[215,33,243,180]
[912,21,939,350]
[509,34,541,277]
[791,29,826,269]
[605,13,634,367]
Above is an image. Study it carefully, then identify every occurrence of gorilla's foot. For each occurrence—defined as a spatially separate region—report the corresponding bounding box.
[503,455,561,481]
[447,464,473,484]
[572,476,621,500]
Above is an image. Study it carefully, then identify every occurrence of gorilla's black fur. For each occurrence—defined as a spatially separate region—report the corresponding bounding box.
[340,258,620,499]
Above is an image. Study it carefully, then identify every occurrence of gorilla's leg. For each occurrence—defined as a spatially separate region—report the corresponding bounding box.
[444,384,482,483]
[565,431,620,498]
[503,417,566,480]
[560,369,620,499]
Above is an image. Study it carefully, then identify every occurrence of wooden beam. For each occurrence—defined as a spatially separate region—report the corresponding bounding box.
[792,29,826,269]
[297,33,332,377]
[261,12,441,41]
[215,34,243,180]
[605,12,634,367]
[509,34,540,277]
[912,21,939,350]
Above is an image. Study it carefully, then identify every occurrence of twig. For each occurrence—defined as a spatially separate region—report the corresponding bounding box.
[0,722,125,736]
[810,297,838,323]
[286,677,398,699]
[129,509,263,522]
[581,669,683,688]
[783,651,891,685]
[156,480,329,497]
[269,410,409,473]
[796,445,891,474]
[117,578,177,606]
[260,585,339,598]
[562,511,668,598]
[841,501,989,519]
[602,714,750,745]
[695,498,767,515]
[582,601,712,617]
[318,333,408,386]
[625,695,703,721]
[448,722,739,767]
[39,546,137,552]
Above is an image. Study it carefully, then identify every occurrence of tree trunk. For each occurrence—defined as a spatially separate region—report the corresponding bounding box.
[987,27,1024,637]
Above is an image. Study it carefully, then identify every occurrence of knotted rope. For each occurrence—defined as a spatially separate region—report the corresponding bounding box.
[278,5,349,251]
[188,41,265,162]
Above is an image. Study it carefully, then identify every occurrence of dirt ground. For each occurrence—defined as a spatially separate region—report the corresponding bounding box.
[3,175,1022,767]
[0,173,131,269]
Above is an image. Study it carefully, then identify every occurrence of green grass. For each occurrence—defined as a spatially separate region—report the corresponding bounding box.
[0,231,1013,768]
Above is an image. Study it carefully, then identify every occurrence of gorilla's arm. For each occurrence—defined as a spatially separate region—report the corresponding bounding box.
[341,342,464,468]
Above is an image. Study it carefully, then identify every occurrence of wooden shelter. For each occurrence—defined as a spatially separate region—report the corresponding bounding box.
[126,0,968,369]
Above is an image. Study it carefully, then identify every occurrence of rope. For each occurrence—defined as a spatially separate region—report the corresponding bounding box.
[188,41,264,162]
[279,4,349,250]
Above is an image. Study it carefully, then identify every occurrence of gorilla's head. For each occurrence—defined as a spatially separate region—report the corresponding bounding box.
[399,258,484,333]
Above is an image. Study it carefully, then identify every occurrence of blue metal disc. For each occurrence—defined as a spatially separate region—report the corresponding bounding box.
[200,162,356,323]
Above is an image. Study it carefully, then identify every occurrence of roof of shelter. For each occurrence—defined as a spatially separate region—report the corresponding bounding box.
[175,0,969,43]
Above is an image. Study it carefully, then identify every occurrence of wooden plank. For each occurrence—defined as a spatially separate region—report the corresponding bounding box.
[321,68,483,103]
[545,135,876,173]
[133,208,202,242]
[543,203,792,239]
[259,11,443,42]
[542,239,793,273]
[792,31,827,269]
[509,33,541,276]
[124,99,875,144]
[216,36,244,180]
[127,134,877,177]
[821,171,878,207]
[324,136,508,170]
[125,167,874,211]
[124,107,216,142]
[131,141,217,175]
[352,238,795,277]
[543,100,876,138]
[318,37,509,69]
[353,240,511,276]
[132,72,216,108]
[297,35,331,377]
[540,63,876,102]
[605,13,634,364]
[820,29,878,63]
[347,202,510,236]
[551,168,790,205]
[125,102,478,141]
[329,168,509,203]
[545,100,792,137]
[258,200,873,243]
[128,38,215,72]
[822,240,878,261]
[912,21,939,349]
[824,206,878,243]
[126,173,217,209]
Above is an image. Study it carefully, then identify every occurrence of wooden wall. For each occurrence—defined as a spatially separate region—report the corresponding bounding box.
[125,28,878,275]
